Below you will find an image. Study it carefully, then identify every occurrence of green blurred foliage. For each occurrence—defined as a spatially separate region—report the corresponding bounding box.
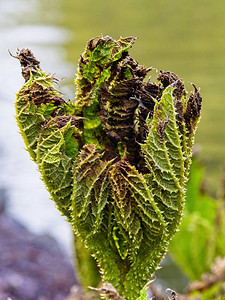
[189,281,225,300]
[169,157,225,280]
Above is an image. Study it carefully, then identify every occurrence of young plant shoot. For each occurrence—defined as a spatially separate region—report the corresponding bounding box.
[15,36,202,299]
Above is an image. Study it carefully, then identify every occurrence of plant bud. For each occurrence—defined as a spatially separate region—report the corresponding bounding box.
[15,37,202,299]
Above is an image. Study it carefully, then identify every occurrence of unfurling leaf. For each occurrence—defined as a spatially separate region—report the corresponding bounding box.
[15,37,202,299]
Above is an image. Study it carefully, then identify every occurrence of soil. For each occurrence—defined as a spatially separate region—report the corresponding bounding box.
[0,189,79,300]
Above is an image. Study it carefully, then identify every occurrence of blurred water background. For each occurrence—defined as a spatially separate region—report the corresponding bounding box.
[0,0,225,289]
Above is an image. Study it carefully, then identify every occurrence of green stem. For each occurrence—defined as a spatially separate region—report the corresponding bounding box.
[73,233,101,290]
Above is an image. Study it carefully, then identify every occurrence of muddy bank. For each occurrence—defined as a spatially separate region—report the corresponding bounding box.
[0,189,78,300]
